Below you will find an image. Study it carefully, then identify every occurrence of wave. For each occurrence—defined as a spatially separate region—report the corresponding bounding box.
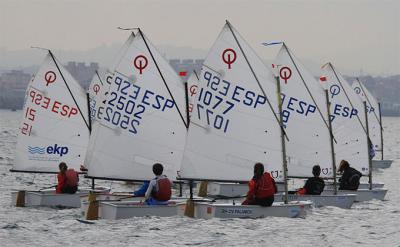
[28,146,46,154]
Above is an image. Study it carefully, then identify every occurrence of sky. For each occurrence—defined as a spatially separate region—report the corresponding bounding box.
[0,0,399,76]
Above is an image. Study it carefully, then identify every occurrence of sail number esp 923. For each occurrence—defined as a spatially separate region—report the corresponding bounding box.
[98,75,175,135]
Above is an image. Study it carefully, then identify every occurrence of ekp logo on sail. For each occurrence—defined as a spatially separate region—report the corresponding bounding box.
[28,144,69,157]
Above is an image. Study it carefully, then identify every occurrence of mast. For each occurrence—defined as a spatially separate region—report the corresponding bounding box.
[183,74,190,197]
[86,92,95,189]
[276,76,289,204]
[378,102,384,160]
[364,101,373,190]
[325,90,337,194]
[184,82,190,128]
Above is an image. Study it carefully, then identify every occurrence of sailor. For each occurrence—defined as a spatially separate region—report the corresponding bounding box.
[297,165,325,195]
[56,162,79,194]
[338,160,362,191]
[242,162,277,207]
[144,163,172,205]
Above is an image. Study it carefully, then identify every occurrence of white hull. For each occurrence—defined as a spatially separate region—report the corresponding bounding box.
[207,181,386,200]
[274,193,356,209]
[372,159,393,169]
[11,187,109,208]
[80,193,211,218]
[194,201,313,219]
[80,193,133,215]
[322,188,387,202]
[325,182,384,190]
[99,200,186,220]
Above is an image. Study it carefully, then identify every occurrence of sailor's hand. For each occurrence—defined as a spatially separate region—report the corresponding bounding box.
[80,165,88,172]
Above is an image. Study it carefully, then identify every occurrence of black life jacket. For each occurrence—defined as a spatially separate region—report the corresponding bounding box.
[340,167,362,191]
[348,172,361,190]
[305,177,325,195]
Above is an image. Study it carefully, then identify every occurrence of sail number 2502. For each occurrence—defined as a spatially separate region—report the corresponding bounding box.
[102,75,176,135]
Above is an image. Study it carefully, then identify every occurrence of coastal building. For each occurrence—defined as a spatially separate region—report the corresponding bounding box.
[65,62,99,90]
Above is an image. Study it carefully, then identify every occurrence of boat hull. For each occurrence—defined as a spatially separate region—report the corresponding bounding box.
[11,187,110,208]
[322,188,388,202]
[325,182,384,190]
[372,159,393,169]
[80,193,211,218]
[194,201,312,219]
[274,193,356,209]
[99,201,186,220]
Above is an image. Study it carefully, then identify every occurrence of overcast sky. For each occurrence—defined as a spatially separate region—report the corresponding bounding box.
[0,0,399,75]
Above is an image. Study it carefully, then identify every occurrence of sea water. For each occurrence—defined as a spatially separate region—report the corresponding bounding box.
[0,110,399,246]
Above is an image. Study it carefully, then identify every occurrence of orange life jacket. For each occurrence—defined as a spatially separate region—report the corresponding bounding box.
[296,187,307,195]
[152,177,171,201]
[65,169,78,187]
[254,172,276,198]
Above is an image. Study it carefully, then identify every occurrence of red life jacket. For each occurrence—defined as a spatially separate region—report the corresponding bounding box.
[65,169,78,187]
[152,177,172,201]
[296,187,306,195]
[254,172,276,198]
[56,173,67,193]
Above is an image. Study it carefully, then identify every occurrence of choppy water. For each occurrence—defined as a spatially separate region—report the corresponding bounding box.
[0,110,399,247]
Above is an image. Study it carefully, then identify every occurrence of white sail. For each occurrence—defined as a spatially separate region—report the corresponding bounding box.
[85,31,187,181]
[180,22,283,182]
[87,71,104,122]
[274,45,333,178]
[186,71,200,117]
[14,53,90,173]
[320,63,369,175]
[94,33,136,122]
[352,79,382,151]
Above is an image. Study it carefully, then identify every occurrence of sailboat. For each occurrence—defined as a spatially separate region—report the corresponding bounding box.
[81,29,189,220]
[352,78,392,169]
[266,43,356,209]
[11,51,107,208]
[87,70,105,123]
[319,63,387,201]
[179,21,312,219]
[79,31,142,206]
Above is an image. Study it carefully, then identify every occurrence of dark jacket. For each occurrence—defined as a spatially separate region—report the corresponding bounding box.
[304,177,325,195]
[339,167,362,190]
